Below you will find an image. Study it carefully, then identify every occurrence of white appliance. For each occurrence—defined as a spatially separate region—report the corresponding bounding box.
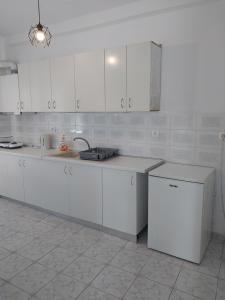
[148,163,216,263]
[40,134,51,150]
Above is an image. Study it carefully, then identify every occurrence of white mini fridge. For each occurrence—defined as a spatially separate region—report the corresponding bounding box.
[148,163,216,263]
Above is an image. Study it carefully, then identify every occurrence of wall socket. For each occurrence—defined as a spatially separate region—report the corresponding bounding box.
[152,130,159,137]
[219,132,225,140]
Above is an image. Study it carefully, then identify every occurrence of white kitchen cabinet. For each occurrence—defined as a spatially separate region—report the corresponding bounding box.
[68,164,102,224]
[23,159,69,215]
[75,50,105,112]
[0,154,11,197]
[50,56,76,112]
[18,63,32,112]
[148,163,215,263]
[127,42,161,112]
[105,47,126,112]
[0,74,20,113]
[103,169,148,236]
[0,155,24,201]
[29,60,52,112]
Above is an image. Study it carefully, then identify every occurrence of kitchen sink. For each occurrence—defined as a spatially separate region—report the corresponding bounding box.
[80,147,119,161]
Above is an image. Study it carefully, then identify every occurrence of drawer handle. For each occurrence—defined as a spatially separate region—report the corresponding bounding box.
[128,97,132,109]
[169,184,178,188]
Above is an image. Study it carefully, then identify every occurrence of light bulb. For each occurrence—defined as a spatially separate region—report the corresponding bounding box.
[107,56,117,65]
[35,30,46,42]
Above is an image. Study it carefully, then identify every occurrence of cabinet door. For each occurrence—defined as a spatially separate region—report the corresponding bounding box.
[0,154,10,197]
[105,47,126,112]
[23,159,69,215]
[29,60,52,112]
[75,50,105,112]
[68,164,102,224]
[0,74,20,113]
[2,155,24,201]
[18,63,32,112]
[51,56,76,112]
[127,42,150,112]
[103,169,137,235]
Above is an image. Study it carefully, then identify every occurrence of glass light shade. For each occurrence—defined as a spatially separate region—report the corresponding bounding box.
[28,23,52,47]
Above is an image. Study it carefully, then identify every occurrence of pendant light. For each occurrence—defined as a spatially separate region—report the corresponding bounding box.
[28,0,52,47]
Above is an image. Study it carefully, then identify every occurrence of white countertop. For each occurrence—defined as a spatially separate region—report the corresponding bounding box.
[0,147,164,174]
[148,162,215,184]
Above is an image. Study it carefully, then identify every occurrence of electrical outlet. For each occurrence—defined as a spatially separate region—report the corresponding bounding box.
[152,130,159,137]
[219,132,225,140]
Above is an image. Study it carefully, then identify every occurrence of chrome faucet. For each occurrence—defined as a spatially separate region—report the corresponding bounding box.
[73,137,91,151]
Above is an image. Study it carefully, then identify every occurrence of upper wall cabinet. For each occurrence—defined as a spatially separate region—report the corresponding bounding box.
[18,63,32,112]
[0,74,20,113]
[50,56,76,112]
[127,42,162,112]
[15,41,161,113]
[105,47,126,112]
[29,60,52,112]
[75,50,105,112]
[105,42,162,112]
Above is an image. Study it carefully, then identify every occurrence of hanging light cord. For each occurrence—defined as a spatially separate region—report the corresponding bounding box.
[220,139,225,218]
[37,0,41,24]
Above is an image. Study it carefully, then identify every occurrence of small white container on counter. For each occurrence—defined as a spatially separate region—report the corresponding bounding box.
[40,134,51,151]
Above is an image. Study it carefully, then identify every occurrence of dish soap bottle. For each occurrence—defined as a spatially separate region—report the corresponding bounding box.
[59,134,69,152]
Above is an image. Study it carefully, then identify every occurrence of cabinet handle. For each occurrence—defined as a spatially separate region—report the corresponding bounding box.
[21,102,24,110]
[128,97,132,109]
[64,165,67,175]
[77,100,80,110]
[69,166,72,176]
[53,100,56,109]
[121,98,124,109]
[169,184,178,188]
[48,101,51,110]
[131,175,134,186]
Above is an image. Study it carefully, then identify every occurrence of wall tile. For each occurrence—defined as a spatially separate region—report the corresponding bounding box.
[127,129,146,143]
[146,112,170,129]
[109,113,128,127]
[197,113,224,131]
[148,129,171,146]
[169,147,195,163]
[170,113,196,130]
[148,146,169,160]
[197,132,221,149]
[171,130,196,147]
[196,149,221,167]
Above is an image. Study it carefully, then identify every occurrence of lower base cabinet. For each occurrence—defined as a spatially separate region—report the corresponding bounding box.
[102,169,148,236]
[24,159,69,215]
[0,155,24,202]
[0,153,148,239]
[68,164,102,224]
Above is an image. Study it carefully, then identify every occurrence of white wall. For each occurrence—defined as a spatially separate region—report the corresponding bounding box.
[0,35,6,60]
[4,0,225,235]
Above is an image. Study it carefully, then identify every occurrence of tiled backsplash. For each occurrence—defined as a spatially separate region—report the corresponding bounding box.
[0,114,12,138]
[8,111,224,168]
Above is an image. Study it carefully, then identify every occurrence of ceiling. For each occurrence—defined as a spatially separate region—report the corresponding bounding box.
[0,0,140,36]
